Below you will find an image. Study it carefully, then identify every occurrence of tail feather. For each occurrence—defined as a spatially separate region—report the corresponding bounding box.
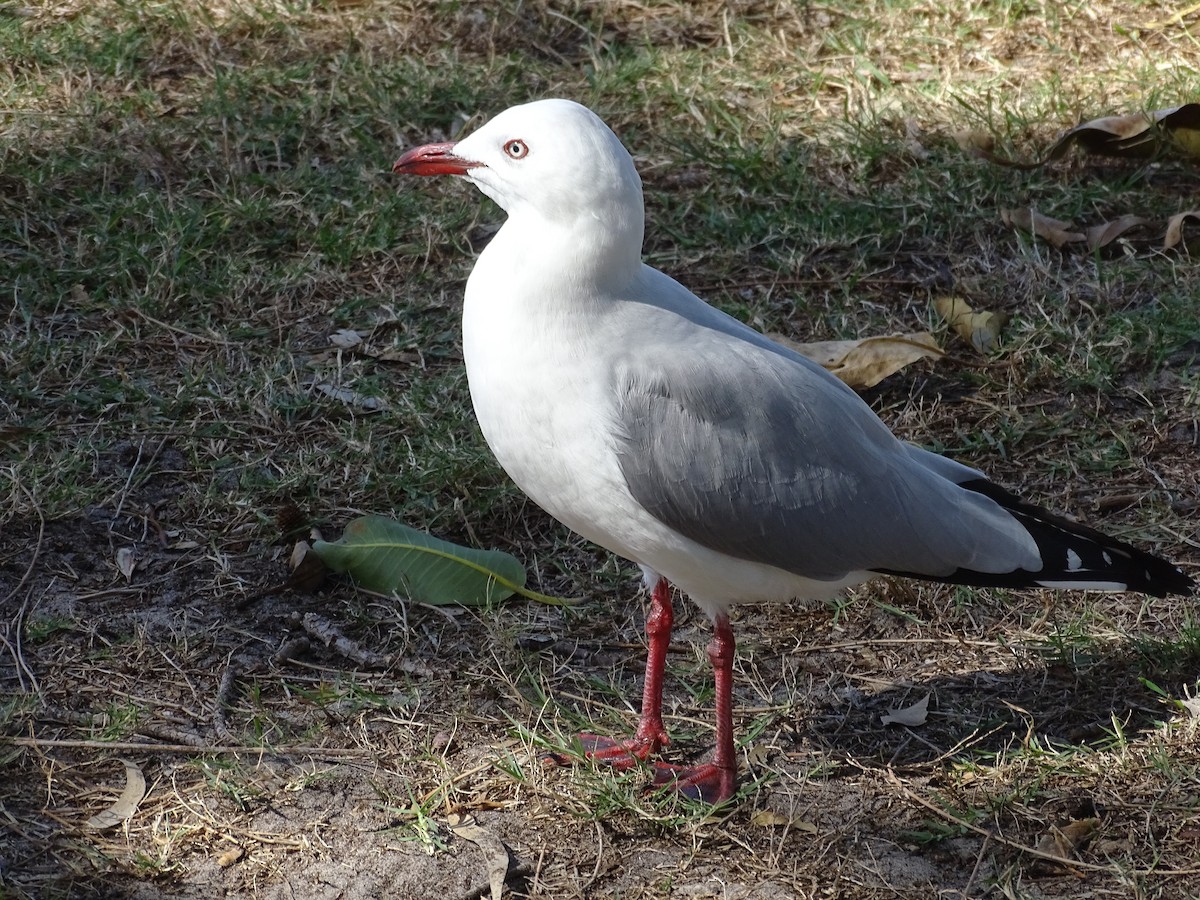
[876,479,1193,599]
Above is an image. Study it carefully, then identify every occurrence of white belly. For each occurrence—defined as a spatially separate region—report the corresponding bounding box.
[459,250,869,615]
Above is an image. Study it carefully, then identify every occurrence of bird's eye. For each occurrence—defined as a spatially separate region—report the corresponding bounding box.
[504,139,529,159]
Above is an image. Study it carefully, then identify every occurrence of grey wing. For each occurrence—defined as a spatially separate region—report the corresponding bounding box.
[610,335,1040,581]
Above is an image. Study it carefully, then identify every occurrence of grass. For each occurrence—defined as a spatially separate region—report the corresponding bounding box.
[1,0,1199,897]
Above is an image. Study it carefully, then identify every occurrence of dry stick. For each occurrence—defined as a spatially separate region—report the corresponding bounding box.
[886,770,1200,877]
[2,736,370,757]
[295,611,432,676]
[213,656,249,745]
[960,832,992,900]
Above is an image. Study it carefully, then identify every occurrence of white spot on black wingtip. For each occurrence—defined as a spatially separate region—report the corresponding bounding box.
[1102,551,1113,565]
[1067,550,1083,571]
[1036,579,1127,592]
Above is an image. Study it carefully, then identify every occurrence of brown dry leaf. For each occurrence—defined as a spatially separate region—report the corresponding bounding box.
[84,760,147,831]
[1164,210,1200,250]
[786,333,943,389]
[880,694,929,727]
[1086,215,1151,251]
[285,540,330,594]
[1046,104,1200,161]
[953,127,995,155]
[933,296,1009,354]
[751,809,792,827]
[1034,817,1101,861]
[115,547,138,582]
[1001,207,1086,249]
[749,809,819,832]
[449,814,510,900]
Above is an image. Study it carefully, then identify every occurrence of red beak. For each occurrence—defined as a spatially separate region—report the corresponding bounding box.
[393,142,481,176]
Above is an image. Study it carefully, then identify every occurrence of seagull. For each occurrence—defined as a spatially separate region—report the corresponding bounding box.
[394,98,1193,803]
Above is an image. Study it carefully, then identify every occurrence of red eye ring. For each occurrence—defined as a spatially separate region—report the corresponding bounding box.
[504,139,529,159]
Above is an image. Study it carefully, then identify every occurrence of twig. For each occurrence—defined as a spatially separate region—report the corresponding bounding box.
[960,831,991,900]
[295,612,432,676]
[214,656,261,744]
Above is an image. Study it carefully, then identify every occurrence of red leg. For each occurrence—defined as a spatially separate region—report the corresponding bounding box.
[547,586,740,804]
[575,577,673,766]
[650,612,738,803]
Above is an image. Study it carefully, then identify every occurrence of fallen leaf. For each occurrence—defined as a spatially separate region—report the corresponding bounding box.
[751,809,790,826]
[450,814,511,900]
[1181,694,1200,719]
[1086,215,1151,251]
[786,333,943,389]
[359,344,423,365]
[312,515,576,607]
[310,381,388,412]
[977,104,1200,167]
[933,296,1009,353]
[881,694,930,727]
[1046,104,1200,161]
[749,809,818,831]
[84,759,147,831]
[329,328,365,349]
[903,119,931,160]
[1001,207,1086,249]
[286,540,330,594]
[115,547,138,582]
[1035,817,1101,861]
[1164,210,1200,250]
[953,127,995,155]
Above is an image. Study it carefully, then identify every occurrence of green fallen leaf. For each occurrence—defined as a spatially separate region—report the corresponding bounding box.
[313,515,576,607]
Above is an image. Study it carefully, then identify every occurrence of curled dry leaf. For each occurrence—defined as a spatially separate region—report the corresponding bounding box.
[115,547,138,582]
[84,759,147,831]
[329,328,365,350]
[933,296,1008,354]
[285,540,330,594]
[749,808,820,832]
[310,381,388,412]
[880,693,930,727]
[975,104,1200,166]
[785,333,943,389]
[1046,104,1200,161]
[449,814,511,900]
[1001,207,1086,249]
[1164,211,1200,250]
[1086,215,1151,252]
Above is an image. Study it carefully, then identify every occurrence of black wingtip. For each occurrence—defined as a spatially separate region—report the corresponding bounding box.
[876,479,1194,598]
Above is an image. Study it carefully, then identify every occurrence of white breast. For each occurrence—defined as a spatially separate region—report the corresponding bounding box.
[459,239,866,616]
